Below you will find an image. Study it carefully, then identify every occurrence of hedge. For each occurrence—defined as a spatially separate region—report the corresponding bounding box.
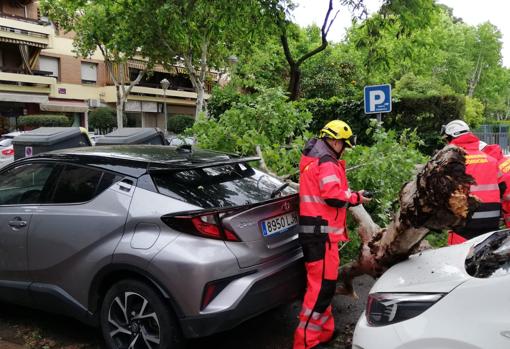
[296,94,465,154]
[89,107,116,132]
[18,114,71,128]
[168,114,195,134]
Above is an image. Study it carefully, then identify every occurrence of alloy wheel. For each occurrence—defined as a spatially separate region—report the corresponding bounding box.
[107,291,161,349]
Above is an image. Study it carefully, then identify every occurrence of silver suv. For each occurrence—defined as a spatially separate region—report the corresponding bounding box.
[0,145,304,349]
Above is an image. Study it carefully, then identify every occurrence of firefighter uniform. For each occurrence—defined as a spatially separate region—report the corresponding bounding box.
[447,133,501,245]
[294,137,361,349]
[483,144,510,228]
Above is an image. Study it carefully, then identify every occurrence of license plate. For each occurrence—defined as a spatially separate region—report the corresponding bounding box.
[261,211,298,237]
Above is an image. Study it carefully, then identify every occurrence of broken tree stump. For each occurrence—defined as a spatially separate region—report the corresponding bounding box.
[337,145,479,296]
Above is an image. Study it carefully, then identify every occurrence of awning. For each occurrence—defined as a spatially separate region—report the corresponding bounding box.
[40,100,88,113]
[0,91,48,103]
[0,36,46,48]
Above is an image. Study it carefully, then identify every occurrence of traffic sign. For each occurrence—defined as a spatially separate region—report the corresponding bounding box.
[25,146,33,158]
[364,84,392,114]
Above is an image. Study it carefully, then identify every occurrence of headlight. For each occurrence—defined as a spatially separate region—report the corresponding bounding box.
[366,293,445,326]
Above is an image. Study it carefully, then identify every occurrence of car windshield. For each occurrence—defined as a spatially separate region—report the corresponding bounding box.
[152,163,295,208]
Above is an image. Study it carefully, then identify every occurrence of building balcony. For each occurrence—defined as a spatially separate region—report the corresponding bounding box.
[0,71,55,94]
[0,13,53,48]
[102,85,202,107]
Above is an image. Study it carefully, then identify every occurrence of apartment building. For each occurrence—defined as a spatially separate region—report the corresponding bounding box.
[0,0,205,134]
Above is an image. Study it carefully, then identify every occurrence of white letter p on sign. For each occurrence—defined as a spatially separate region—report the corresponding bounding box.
[369,90,385,111]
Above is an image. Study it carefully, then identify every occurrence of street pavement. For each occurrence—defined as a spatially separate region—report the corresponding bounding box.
[0,275,375,348]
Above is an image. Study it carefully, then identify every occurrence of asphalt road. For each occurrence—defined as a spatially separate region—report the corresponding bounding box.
[0,276,375,349]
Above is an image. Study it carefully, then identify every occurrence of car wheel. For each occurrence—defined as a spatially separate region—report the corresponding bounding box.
[100,279,184,349]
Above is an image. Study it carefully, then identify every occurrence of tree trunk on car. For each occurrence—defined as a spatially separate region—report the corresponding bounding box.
[336,145,479,297]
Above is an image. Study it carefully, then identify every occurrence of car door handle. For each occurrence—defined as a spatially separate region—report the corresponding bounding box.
[8,217,27,228]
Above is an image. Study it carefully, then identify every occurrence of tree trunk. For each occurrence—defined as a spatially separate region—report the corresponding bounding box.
[336,145,479,296]
[116,85,124,129]
[288,64,301,101]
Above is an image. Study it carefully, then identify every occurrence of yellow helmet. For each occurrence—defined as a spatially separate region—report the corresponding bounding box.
[319,120,356,148]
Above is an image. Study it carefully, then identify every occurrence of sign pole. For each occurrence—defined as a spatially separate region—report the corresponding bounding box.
[377,113,382,123]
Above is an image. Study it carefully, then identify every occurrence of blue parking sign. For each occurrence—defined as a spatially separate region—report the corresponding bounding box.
[364,84,392,114]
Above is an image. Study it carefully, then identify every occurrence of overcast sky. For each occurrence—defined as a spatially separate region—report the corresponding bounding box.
[293,0,510,67]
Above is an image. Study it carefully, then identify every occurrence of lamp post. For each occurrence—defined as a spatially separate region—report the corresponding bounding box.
[160,78,170,134]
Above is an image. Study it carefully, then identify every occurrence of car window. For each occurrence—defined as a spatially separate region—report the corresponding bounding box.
[152,163,295,208]
[51,165,119,204]
[0,163,56,205]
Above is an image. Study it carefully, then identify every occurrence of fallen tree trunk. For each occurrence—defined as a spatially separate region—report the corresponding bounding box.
[337,145,479,296]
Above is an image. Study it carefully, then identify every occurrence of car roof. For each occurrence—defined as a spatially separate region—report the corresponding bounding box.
[1,131,23,138]
[22,145,258,178]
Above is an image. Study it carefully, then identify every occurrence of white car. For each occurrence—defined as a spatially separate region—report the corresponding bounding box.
[0,131,22,168]
[353,230,510,349]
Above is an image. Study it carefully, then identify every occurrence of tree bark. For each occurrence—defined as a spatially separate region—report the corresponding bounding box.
[336,145,479,296]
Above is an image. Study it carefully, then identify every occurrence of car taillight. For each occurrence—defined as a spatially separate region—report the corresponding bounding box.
[366,292,445,326]
[162,211,240,242]
[1,148,14,156]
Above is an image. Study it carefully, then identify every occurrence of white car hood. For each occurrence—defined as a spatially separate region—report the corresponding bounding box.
[370,236,489,293]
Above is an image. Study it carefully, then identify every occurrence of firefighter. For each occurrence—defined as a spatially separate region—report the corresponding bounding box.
[441,120,501,244]
[480,141,510,228]
[294,120,371,349]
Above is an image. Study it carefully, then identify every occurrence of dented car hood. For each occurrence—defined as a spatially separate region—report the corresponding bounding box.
[370,235,491,294]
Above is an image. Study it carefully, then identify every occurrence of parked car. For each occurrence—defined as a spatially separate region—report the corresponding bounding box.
[88,133,105,145]
[353,229,510,349]
[0,131,23,168]
[166,134,196,147]
[0,145,304,349]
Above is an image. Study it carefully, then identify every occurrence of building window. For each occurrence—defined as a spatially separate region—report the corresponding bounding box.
[38,56,59,80]
[81,62,97,84]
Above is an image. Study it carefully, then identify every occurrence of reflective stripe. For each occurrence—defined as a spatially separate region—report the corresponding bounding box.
[310,311,331,324]
[320,175,341,189]
[470,184,500,192]
[301,195,326,204]
[297,321,322,332]
[319,314,330,325]
[472,210,501,219]
[301,307,312,317]
[300,226,345,234]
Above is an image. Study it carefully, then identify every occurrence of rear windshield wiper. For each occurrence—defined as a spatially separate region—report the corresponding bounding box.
[270,183,289,198]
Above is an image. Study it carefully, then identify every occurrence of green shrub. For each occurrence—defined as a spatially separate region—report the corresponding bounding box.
[191,87,312,164]
[168,114,194,134]
[18,114,71,128]
[89,107,116,132]
[464,96,485,128]
[207,84,247,120]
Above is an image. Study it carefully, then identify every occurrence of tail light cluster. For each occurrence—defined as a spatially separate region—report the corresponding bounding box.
[162,210,240,242]
[1,148,14,156]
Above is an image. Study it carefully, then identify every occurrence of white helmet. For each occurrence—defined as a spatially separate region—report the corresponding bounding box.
[441,120,470,138]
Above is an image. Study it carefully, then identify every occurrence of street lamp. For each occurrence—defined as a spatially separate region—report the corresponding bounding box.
[159,78,170,135]
[160,78,170,134]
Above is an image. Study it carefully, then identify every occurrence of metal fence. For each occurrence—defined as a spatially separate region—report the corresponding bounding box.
[473,125,509,154]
